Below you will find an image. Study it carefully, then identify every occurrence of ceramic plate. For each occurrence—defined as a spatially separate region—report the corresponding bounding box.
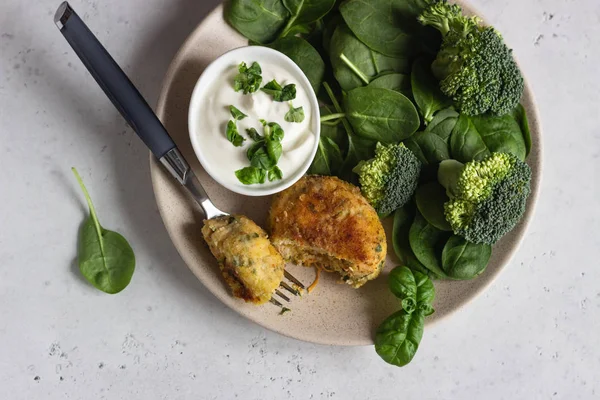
[150,3,542,346]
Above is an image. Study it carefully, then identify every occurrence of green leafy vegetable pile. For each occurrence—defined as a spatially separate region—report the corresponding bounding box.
[226,0,533,367]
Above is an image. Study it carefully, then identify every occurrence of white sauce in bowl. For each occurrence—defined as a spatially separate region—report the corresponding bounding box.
[188,47,320,196]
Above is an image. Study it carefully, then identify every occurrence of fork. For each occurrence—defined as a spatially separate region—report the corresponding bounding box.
[53,1,304,307]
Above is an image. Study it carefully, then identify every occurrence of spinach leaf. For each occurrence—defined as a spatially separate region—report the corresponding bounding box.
[375,309,424,367]
[247,141,264,161]
[449,114,490,162]
[265,121,285,141]
[424,107,458,142]
[308,136,344,175]
[226,120,245,147]
[320,105,348,150]
[392,205,433,277]
[246,127,263,142]
[339,132,377,182]
[266,138,283,164]
[261,79,297,101]
[368,73,411,97]
[321,82,376,182]
[450,113,526,163]
[72,168,135,294]
[339,0,424,58]
[268,166,283,181]
[285,104,305,123]
[376,265,435,367]
[511,103,532,157]
[409,211,450,278]
[411,58,452,124]
[250,146,277,170]
[403,131,449,165]
[229,105,248,120]
[388,266,417,314]
[470,114,527,161]
[330,23,409,91]
[415,182,452,231]
[225,0,290,44]
[235,166,267,185]
[413,269,435,313]
[279,0,336,37]
[344,87,420,143]
[441,235,492,280]
[321,12,342,53]
[268,36,325,93]
[233,61,263,94]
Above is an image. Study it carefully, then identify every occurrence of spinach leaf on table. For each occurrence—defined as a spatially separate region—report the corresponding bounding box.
[388,266,418,313]
[344,87,420,143]
[279,0,336,38]
[392,205,434,277]
[408,211,450,278]
[329,23,409,91]
[413,269,435,313]
[375,266,435,367]
[268,36,325,93]
[225,0,290,44]
[450,113,526,163]
[415,182,452,231]
[72,168,135,294]
[441,235,492,280]
[411,58,452,124]
[511,103,532,157]
[403,131,449,165]
[339,0,425,58]
[375,309,424,367]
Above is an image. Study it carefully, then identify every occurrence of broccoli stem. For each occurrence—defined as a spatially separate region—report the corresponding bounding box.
[437,159,464,197]
[340,53,371,85]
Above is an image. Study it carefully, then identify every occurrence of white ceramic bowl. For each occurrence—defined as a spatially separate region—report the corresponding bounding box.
[188,46,321,196]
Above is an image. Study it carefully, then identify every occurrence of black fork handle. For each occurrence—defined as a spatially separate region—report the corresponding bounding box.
[54,1,176,159]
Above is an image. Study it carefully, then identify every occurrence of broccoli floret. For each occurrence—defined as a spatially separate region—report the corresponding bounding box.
[419,0,524,116]
[438,153,532,244]
[353,143,421,215]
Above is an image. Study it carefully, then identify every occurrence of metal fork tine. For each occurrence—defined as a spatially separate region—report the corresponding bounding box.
[284,270,305,289]
[274,289,290,302]
[280,281,300,296]
[269,297,283,307]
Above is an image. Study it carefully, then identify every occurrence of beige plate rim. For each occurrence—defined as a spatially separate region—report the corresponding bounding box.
[149,2,543,346]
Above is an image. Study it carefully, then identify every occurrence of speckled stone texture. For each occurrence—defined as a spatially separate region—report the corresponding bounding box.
[0,0,598,399]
